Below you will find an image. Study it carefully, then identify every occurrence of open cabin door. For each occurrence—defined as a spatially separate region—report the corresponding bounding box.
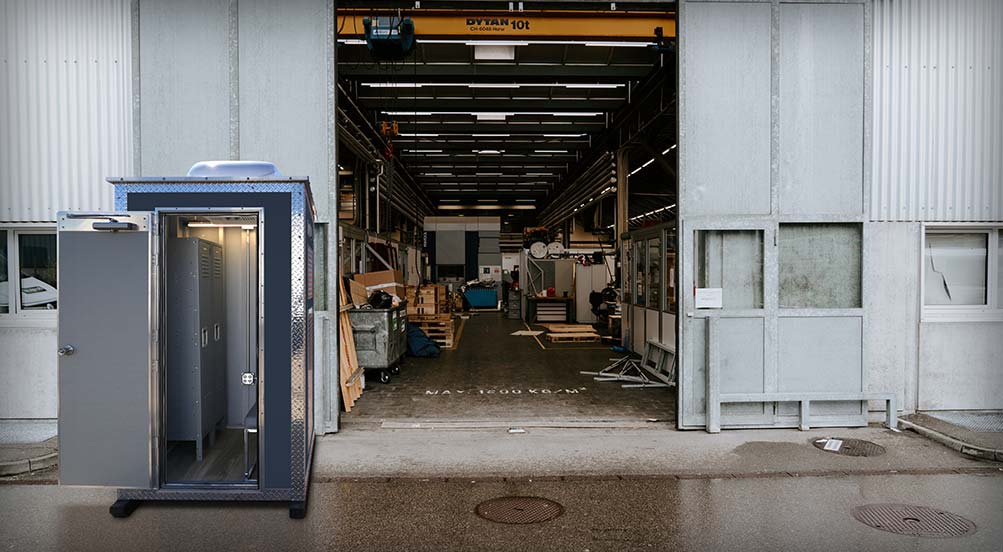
[57,212,157,488]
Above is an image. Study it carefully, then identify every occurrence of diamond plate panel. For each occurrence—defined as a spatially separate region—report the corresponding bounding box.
[926,411,1003,433]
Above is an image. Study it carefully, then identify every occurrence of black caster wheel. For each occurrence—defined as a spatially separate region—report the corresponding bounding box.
[390,365,400,375]
[109,499,140,518]
[289,501,306,519]
[379,370,391,384]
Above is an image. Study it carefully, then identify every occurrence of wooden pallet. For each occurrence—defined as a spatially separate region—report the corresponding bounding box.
[546,332,601,343]
[339,278,364,411]
[409,314,455,349]
[541,323,596,333]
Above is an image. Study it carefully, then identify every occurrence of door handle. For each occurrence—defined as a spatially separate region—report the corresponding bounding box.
[58,345,76,356]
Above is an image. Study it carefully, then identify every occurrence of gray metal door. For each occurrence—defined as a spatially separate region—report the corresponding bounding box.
[679,219,775,429]
[57,212,157,488]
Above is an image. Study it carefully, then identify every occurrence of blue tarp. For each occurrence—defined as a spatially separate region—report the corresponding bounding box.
[406,323,441,358]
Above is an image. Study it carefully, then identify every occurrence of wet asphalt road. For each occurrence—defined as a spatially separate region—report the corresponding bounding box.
[1,472,1001,551]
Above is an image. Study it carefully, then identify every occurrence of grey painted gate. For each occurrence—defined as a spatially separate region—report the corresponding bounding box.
[57,212,157,488]
[677,0,871,430]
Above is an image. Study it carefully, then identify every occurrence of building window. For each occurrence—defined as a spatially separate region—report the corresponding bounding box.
[694,229,764,309]
[924,232,987,306]
[647,237,661,310]
[1,229,58,317]
[922,227,1002,319]
[779,224,862,309]
[633,240,646,307]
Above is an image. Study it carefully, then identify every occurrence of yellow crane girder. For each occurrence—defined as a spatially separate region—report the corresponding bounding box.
[338,9,675,40]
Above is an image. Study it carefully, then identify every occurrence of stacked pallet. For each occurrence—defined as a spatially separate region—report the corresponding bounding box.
[406,285,439,316]
[409,313,455,349]
[339,278,364,411]
[542,323,601,343]
[406,284,449,316]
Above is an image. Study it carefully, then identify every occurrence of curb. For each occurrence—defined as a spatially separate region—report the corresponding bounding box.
[0,451,58,477]
[899,419,1003,462]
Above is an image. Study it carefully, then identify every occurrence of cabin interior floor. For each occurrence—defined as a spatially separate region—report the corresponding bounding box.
[164,428,253,483]
[342,313,676,429]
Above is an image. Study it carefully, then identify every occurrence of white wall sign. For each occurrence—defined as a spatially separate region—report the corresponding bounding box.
[695,287,724,309]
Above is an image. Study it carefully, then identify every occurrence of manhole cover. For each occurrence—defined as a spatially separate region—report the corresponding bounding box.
[475,496,563,524]
[852,504,977,538]
[812,437,885,457]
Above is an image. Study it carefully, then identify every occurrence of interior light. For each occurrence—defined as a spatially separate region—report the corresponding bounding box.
[409,149,443,153]
[536,149,569,153]
[473,150,503,155]
[399,133,440,137]
[187,222,256,230]
[422,172,453,176]
[543,134,584,138]
[469,83,521,89]
[439,204,537,210]
[473,133,510,137]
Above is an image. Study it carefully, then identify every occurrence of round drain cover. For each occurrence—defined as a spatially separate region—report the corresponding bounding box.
[475,496,563,525]
[852,504,977,538]
[812,437,886,457]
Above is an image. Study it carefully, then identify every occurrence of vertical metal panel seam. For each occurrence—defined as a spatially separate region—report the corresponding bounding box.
[131,0,141,176]
[228,0,239,160]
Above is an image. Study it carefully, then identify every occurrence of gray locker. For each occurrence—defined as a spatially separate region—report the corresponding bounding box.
[165,238,227,462]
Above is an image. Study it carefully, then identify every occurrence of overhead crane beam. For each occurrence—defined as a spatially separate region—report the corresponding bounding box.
[338,9,675,40]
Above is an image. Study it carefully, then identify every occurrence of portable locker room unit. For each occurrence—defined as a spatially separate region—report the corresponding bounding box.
[56,173,316,519]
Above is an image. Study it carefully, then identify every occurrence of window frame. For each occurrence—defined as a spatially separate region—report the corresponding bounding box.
[0,224,59,324]
[921,223,1002,323]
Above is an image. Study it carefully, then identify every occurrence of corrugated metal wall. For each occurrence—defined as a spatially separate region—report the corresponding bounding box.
[0,0,132,222]
[872,0,1003,222]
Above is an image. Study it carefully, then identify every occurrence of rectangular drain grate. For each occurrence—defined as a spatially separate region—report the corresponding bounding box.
[926,411,1003,433]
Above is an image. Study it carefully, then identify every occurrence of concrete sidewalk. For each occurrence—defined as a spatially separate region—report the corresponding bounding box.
[902,412,1003,462]
[312,424,999,481]
[0,420,58,477]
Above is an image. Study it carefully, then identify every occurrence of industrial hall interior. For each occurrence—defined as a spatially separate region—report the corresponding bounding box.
[332,5,680,430]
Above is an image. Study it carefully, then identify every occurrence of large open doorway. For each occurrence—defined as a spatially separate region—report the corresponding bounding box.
[332,5,679,430]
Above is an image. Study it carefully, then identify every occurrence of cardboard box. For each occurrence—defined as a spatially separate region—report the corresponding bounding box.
[348,278,369,307]
[354,270,405,299]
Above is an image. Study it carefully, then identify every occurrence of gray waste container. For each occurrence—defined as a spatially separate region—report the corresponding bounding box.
[348,303,407,383]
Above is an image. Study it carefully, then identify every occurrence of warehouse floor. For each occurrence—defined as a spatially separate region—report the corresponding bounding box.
[342,313,676,429]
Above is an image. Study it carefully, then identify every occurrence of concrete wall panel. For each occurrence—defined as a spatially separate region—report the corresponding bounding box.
[0,327,57,418]
[779,3,865,215]
[139,0,229,176]
[919,321,1003,410]
[238,0,330,220]
[679,2,772,216]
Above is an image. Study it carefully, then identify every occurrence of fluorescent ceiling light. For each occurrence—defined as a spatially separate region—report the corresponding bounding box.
[383,110,601,118]
[408,149,443,153]
[473,150,503,155]
[363,82,623,90]
[188,222,255,229]
[543,134,584,138]
[472,133,510,137]
[515,199,536,203]
[662,144,678,154]
[476,112,510,121]
[468,83,520,89]
[399,133,440,137]
[422,172,453,176]
[439,204,537,210]
[476,172,503,176]
[536,149,568,153]
[526,172,553,176]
